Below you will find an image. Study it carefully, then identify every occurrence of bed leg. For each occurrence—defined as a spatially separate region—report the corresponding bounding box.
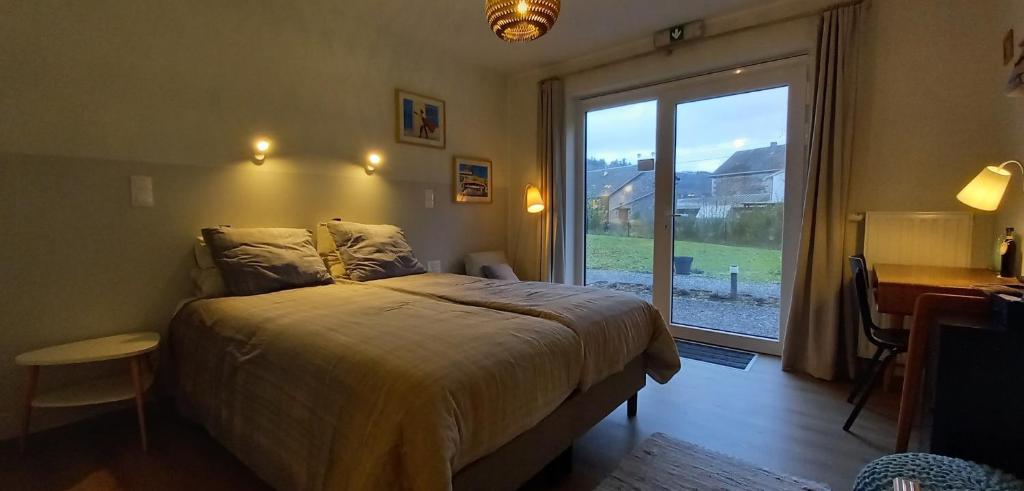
[627,393,638,419]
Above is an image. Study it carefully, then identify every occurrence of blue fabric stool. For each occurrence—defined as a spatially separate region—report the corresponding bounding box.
[855,453,1024,491]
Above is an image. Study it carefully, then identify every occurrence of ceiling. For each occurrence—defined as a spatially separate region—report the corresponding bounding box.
[354,0,778,73]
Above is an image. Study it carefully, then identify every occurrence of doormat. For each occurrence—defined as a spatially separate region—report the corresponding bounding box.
[675,339,756,370]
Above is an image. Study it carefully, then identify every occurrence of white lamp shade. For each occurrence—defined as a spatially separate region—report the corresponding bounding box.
[956,166,1012,211]
[525,185,545,214]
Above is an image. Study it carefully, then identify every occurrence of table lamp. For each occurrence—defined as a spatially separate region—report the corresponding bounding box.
[956,160,1023,211]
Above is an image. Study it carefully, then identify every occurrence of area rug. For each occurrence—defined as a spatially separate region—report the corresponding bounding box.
[596,433,830,491]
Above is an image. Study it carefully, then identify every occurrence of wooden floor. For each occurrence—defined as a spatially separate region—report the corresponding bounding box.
[1,355,899,491]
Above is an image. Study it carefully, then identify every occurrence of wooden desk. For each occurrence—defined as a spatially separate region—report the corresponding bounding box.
[874,264,1015,316]
[873,264,1021,452]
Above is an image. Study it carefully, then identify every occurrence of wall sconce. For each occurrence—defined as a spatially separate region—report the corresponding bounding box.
[365,152,383,175]
[525,184,545,214]
[956,160,1023,211]
[252,138,271,165]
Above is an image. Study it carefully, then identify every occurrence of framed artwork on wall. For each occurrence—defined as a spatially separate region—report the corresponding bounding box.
[396,89,446,148]
[453,157,493,204]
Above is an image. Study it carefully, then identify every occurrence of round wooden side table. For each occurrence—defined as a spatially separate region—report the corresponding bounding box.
[15,332,161,452]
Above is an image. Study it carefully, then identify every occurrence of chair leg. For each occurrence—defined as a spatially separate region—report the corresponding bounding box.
[844,350,896,432]
[627,393,638,419]
[848,347,885,403]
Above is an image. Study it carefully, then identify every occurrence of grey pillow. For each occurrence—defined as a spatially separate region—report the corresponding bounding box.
[201,227,334,296]
[324,221,426,282]
[481,263,519,281]
[464,250,509,277]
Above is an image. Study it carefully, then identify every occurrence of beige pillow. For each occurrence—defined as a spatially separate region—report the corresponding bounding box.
[191,237,226,298]
[202,227,334,296]
[323,221,425,282]
[316,222,347,279]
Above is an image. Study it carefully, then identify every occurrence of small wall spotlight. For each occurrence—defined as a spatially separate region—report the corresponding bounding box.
[253,138,271,165]
[366,152,383,174]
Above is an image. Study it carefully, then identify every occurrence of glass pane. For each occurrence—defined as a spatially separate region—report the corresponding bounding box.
[672,87,788,339]
[584,100,657,302]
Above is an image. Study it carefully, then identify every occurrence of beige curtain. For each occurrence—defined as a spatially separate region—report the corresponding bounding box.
[782,4,861,380]
[538,78,566,283]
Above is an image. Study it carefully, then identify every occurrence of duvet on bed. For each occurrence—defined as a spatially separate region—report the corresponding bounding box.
[364,273,681,390]
[171,283,583,491]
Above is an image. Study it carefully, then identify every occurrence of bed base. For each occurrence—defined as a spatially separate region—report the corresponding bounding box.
[452,356,646,491]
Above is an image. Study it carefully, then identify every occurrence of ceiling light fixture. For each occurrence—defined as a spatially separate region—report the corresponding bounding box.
[486,0,560,43]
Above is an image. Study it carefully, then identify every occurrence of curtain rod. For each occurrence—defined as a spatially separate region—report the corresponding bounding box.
[556,0,865,80]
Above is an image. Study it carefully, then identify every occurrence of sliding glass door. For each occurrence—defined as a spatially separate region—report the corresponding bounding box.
[583,100,658,301]
[579,61,807,354]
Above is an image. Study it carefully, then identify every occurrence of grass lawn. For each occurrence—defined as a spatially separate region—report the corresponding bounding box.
[586,234,782,283]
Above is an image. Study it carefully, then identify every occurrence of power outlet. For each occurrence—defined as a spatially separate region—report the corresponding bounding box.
[427,260,442,273]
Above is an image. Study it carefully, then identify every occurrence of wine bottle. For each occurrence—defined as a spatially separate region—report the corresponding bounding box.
[999,227,1018,279]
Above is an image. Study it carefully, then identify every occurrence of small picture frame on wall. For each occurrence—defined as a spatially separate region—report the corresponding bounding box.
[453,157,493,204]
[396,89,446,148]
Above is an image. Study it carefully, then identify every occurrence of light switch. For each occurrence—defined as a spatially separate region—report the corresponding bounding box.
[425,189,435,209]
[427,260,442,272]
[130,175,154,207]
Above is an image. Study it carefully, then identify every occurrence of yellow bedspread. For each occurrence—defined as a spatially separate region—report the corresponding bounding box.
[171,283,583,491]
[367,273,681,390]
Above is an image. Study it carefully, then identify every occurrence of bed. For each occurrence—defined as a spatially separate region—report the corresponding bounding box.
[360,272,680,389]
[173,226,680,491]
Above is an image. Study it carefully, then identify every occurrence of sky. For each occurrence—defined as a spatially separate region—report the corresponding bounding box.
[585,86,789,173]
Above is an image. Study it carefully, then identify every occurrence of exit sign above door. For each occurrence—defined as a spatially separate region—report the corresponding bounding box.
[655,20,705,48]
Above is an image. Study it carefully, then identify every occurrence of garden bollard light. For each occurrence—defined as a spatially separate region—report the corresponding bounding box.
[730,265,739,299]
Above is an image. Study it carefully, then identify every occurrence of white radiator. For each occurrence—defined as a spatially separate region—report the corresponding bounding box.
[857,212,974,357]
[863,212,974,269]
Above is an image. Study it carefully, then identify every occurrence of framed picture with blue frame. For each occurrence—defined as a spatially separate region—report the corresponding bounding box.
[453,156,493,204]
[396,89,446,148]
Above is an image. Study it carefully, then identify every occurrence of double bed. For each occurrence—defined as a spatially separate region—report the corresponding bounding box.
[171,225,680,491]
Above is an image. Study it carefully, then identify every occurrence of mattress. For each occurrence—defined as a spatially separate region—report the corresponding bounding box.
[365,273,681,390]
[171,283,582,491]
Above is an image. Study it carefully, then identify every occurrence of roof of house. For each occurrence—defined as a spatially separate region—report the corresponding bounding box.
[712,143,786,177]
[587,166,712,199]
[587,165,649,198]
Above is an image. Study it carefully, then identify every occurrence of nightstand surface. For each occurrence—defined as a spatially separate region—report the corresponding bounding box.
[15,332,160,366]
[15,331,161,452]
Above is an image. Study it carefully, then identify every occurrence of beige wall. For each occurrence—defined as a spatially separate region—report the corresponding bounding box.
[0,1,511,438]
[851,0,1024,267]
[995,1,1024,268]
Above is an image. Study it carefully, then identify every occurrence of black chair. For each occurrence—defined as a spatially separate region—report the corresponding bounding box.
[844,255,909,432]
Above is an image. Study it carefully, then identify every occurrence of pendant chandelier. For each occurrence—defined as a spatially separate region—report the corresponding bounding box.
[485,0,561,43]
